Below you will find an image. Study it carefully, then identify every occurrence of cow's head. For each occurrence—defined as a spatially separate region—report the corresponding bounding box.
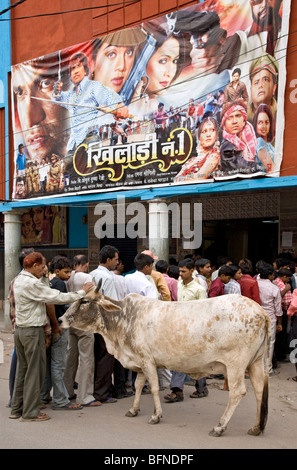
[60,279,121,334]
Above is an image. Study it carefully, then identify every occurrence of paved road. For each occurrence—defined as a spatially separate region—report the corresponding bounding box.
[1,324,297,452]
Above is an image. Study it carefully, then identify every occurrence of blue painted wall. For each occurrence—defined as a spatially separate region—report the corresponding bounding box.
[0,1,11,199]
[68,206,88,248]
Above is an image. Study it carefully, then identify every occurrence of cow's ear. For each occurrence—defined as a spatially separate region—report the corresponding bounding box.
[101,298,121,312]
[95,278,103,293]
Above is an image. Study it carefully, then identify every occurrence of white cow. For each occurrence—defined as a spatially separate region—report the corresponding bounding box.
[61,283,270,437]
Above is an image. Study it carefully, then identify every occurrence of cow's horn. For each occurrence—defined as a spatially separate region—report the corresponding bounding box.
[95,278,103,293]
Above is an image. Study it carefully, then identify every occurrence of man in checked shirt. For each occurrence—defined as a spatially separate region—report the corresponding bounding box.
[53,52,129,174]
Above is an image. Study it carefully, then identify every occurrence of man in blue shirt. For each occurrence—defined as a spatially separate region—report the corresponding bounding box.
[52,52,129,153]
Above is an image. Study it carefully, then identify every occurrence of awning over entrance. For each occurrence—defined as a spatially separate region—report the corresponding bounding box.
[1,176,297,210]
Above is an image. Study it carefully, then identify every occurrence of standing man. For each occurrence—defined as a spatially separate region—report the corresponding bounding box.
[38,158,48,192]
[164,259,208,403]
[223,68,248,107]
[9,252,93,422]
[153,103,169,141]
[90,245,120,404]
[238,259,261,304]
[64,255,101,407]
[257,263,283,376]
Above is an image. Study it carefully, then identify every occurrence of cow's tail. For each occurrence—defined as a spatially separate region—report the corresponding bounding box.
[259,315,271,432]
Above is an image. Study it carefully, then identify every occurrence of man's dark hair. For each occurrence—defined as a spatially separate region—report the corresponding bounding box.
[134,253,154,271]
[239,258,253,275]
[168,265,179,280]
[155,260,168,274]
[259,263,274,279]
[274,258,289,269]
[18,143,24,152]
[218,265,234,277]
[69,52,90,75]
[99,245,119,264]
[278,268,292,278]
[178,259,195,270]
[232,67,241,76]
[51,255,72,271]
[195,258,210,270]
[19,248,35,268]
[73,254,88,267]
[216,255,232,268]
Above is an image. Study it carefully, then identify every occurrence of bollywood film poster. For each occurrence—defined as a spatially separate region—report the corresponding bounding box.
[21,206,67,246]
[11,0,291,200]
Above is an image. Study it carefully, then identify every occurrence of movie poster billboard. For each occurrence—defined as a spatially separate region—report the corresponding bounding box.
[21,206,67,246]
[11,0,290,200]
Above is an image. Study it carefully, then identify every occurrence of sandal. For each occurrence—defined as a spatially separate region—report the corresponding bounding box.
[20,413,50,422]
[292,376,297,382]
[190,389,209,399]
[164,391,184,402]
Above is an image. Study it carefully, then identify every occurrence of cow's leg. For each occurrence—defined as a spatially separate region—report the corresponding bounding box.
[125,371,146,418]
[247,356,268,436]
[144,365,163,425]
[209,367,247,437]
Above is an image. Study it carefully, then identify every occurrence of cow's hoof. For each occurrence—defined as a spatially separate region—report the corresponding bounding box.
[148,415,160,425]
[209,427,224,437]
[125,410,139,418]
[247,426,262,436]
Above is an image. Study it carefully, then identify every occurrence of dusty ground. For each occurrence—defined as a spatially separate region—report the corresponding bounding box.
[1,325,297,451]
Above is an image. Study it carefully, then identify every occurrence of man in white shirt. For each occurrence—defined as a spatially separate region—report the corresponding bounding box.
[39,158,48,192]
[64,255,100,406]
[125,253,159,299]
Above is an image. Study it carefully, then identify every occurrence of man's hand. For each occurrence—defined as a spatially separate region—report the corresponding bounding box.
[53,81,63,96]
[83,282,95,293]
[115,103,130,119]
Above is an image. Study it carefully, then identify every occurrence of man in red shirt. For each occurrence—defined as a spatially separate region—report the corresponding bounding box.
[238,259,261,305]
[208,265,233,298]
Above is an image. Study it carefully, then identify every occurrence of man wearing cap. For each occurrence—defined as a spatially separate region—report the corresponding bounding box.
[141,250,171,301]
[247,54,278,122]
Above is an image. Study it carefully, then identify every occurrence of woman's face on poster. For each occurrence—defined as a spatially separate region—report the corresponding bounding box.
[199,121,217,150]
[256,111,270,140]
[32,207,44,231]
[93,43,135,93]
[146,37,180,95]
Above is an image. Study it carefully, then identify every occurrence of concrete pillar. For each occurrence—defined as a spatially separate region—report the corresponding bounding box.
[148,199,169,261]
[3,210,22,329]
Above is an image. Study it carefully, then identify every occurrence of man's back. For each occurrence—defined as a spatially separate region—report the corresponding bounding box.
[125,271,158,299]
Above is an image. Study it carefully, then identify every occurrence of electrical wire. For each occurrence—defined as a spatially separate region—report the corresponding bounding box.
[0,0,139,21]
[0,0,28,17]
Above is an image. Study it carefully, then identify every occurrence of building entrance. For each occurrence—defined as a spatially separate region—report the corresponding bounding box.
[202,218,279,267]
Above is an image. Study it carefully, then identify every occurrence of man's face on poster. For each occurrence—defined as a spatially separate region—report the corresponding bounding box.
[250,0,282,30]
[12,62,68,164]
